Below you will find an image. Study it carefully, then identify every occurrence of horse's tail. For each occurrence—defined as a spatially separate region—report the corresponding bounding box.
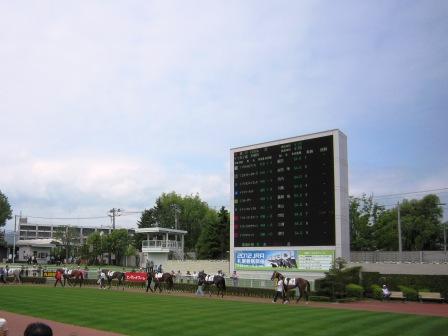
[305,280,311,301]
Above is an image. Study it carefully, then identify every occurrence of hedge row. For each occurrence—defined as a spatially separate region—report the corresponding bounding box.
[362,272,448,298]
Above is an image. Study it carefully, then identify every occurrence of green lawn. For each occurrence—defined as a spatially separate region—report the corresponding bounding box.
[1,286,447,336]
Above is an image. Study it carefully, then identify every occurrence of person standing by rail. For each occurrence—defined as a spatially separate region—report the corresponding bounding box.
[54,269,63,287]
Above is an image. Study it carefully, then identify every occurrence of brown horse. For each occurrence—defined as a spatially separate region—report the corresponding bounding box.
[103,270,126,290]
[146,271,174,293]
[58,268,84,287]
[271,271,310,303]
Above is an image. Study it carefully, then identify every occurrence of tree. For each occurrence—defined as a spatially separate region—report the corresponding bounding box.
[124,244,138,267]
[53,226,80,260]
[86,231,104,264]
[137,191,216,253]
[374,194,444,251]
[316,258,362,299]
[349,194,384,251]
[196,210,221,259]
[108,229,130,265]
[0,190,12,227]
[216,206,230,259]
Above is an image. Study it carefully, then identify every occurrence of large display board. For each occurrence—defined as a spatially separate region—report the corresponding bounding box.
[233,135,335,247]
[230,130,350,274]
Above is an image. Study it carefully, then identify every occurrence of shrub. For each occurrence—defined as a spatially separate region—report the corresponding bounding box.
[345,283,364,298]
[309,295,331,302]
[370,284,383,300]
[398,285,418,301]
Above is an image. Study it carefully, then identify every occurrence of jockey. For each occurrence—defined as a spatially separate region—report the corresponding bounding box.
[99,270,106,289]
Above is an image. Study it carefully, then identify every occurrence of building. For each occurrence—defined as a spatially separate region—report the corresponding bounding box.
[135,227,187,267]
[5,217,135,263]
[17,217,134,245]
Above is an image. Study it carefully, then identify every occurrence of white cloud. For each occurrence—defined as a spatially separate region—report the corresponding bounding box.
[1,1,447,228]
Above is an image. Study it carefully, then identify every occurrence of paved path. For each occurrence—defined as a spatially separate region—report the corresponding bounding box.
[0,310,126,336]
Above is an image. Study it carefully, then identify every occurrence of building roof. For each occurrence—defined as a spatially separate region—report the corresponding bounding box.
[135,227,187,235]
[16,239,62,247]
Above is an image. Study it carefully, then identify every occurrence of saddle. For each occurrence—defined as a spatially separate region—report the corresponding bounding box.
[205,275,215,282]
[285,278,296,286]
[107,271,115,277]
[155,273,164,279]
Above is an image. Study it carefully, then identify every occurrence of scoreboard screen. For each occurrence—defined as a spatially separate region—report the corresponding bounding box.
[233,135,335,247]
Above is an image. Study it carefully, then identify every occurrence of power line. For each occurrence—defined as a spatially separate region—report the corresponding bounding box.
[365,187,448,199]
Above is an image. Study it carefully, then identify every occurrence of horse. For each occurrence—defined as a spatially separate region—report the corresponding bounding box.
[102,269,126,290]
[197,271,226,298]
[270,271,310,303]
[58,268,84,287]
[4,266,23,284]
[146,271,174,293]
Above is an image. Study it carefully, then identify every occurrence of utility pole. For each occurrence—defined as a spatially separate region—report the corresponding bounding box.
[437,203,446,258]
[397,202,402,262]
[12,214,19,263]
[108,208,123,230]
[171,204,181,230]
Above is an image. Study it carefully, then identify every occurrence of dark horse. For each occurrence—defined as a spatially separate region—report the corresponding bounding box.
[58,268,84,287]
[271,271,310,303]
[198,271,226,298]
[146,271,174,293]
[103,269,126,290]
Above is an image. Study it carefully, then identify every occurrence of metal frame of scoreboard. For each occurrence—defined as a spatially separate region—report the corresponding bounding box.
[230,129,349,281]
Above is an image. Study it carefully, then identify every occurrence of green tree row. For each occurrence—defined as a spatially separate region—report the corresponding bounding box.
[350,193,445,251]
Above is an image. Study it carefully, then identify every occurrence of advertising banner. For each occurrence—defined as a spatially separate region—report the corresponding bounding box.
[235,250,334,272]
[43,271,56,278]
[125,272,147,282]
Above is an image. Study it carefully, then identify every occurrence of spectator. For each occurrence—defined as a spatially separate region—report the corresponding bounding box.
[231,270,239,287]
[0,267,6,284]
[382,285,391,300]
[157,264,163,273]
[0,317,8,335]
[24,322,53,336]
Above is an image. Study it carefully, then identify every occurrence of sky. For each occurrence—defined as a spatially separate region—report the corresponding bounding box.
[1,0,447,230]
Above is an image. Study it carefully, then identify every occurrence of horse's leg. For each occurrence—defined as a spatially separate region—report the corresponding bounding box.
[296,286,302,303]
[147,283,153,292]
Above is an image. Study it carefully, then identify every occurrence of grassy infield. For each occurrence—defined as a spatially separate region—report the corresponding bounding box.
[1,286,447,336]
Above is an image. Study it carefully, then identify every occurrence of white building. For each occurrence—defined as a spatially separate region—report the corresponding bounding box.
[135,227,187,268]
